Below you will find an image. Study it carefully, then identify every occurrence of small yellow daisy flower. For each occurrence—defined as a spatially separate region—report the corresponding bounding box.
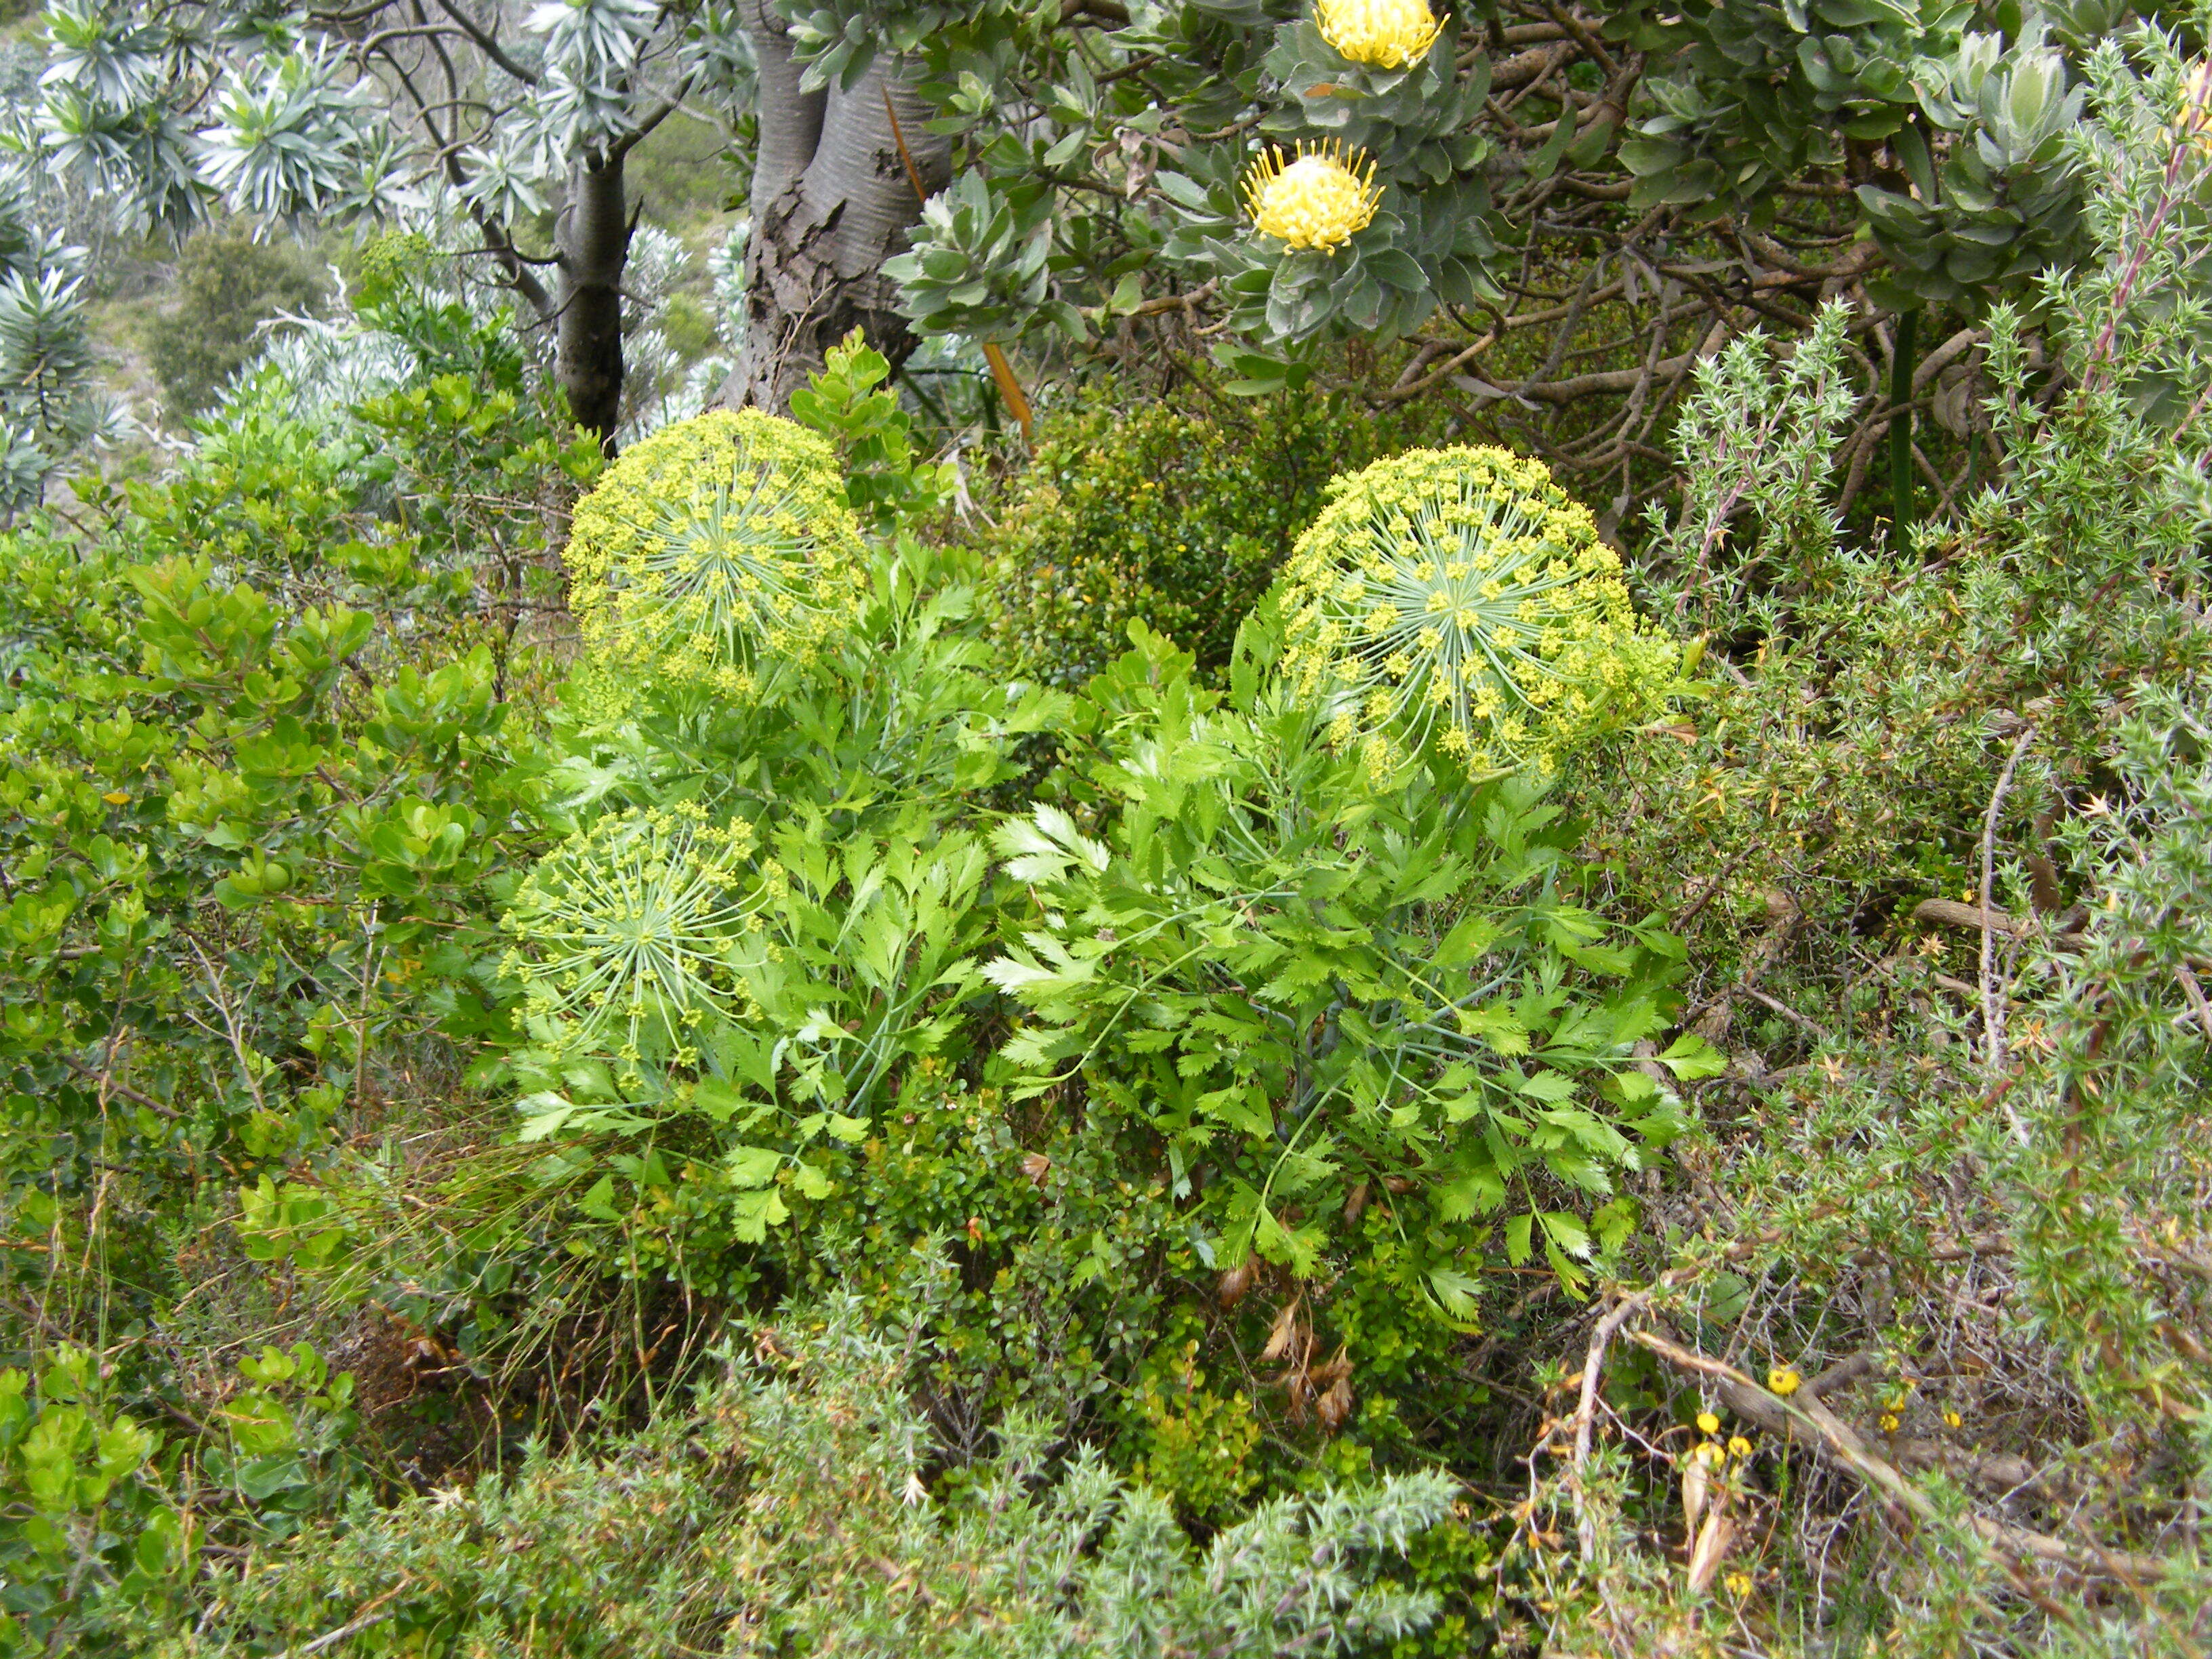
[1696,1411,1721,1436]
[1768,1366,1801,1397]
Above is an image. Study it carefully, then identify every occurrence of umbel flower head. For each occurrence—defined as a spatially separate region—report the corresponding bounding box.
[563,409,868,699]
[1278,446,1681,780]
[499,803,761,1068]
[1316,0,1446,69]
[1243,140,1380,251]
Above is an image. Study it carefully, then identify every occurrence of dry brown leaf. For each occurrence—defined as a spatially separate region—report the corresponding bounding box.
[1019,1152,1050,1187]
[1685,1511,1736,1594]
[1319,1374,1355,1431]
[1260,1298,1302,1364]
[1216,1261,1253,1309]
[1680,1458,1709,1541]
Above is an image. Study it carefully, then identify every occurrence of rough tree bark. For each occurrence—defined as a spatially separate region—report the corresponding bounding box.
[726,0,949,413]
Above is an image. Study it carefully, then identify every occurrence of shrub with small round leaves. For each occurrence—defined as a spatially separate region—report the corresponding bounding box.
[562,409,869,698]
[1277,445,1680,779]
[499,802,763,1068]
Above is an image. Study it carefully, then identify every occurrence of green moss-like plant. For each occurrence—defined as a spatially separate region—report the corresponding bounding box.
[562,409,868,698]
[1277,445,1682,779]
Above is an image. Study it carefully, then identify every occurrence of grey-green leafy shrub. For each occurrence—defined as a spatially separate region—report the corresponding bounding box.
[147,1300,1462,1658]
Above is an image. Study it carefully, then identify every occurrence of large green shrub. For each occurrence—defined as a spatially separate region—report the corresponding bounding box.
[146,226,325,420]
[0,295,597,1652]
[979,386,1443,689]
[989,626,1712,1310]
[138,1302,1469,1658]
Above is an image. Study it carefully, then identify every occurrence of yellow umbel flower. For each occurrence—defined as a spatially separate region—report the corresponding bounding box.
[1244,141,1380,251]
[562,409,868,700]
[1316,0,1446,68]
[499,802,760,1065]
[1277,446,1681,781]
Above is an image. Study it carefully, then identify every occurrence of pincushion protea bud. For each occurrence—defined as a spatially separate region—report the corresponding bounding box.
[1315,0,1446,69]
[562,409,868,700]
[1277,446,1681,780]
[1243,140,1381,251]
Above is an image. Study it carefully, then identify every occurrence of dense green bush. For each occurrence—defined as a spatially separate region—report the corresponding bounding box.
[991,626,1711,1307]
[20,28,2212,1653]
[0,292,595,1649]
[146,225,325,419]
[979,386,1444,689]
[208,365,1704,1597]
[133,1303,1475,1658]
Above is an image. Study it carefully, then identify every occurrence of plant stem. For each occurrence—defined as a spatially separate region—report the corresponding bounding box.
[1889,307,1918,551]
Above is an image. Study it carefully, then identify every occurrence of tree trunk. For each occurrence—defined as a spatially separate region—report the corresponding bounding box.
[726,0,949,413]
[556,155,632,451]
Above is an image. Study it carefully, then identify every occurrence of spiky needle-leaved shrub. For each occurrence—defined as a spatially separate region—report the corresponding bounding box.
[1279,445,1683,780]
[146,1300,1462,1658]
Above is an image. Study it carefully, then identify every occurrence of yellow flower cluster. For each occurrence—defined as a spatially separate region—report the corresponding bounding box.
[1687,1410,1754,1469]
[1243,141,1381,251]
[1315,0,1446,68]
[2181,59,2212,152]
[1277,445,1681,781]
[499,802,761,1067]
[562,409,868,700]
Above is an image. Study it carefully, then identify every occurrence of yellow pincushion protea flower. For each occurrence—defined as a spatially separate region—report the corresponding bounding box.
[562,409,868,699]
[1277,446,1681,781]
[1243,141,1381,251]
[1316,0,1446,69]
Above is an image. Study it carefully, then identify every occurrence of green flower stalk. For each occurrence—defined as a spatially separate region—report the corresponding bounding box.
[499,803,762,1067]
[1278,446,1679,779]
[562,409,869,698]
